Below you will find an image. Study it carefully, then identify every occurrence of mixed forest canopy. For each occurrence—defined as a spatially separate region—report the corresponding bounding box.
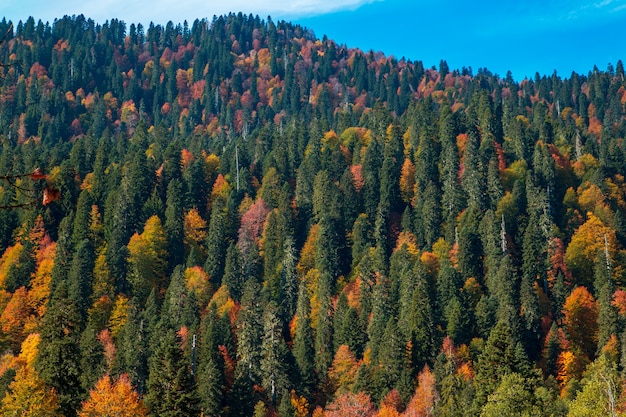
[0,12,626,416]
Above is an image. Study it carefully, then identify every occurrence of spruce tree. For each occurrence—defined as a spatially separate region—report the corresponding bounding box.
[165,178,185,271]
[293,281,316,398]
[35,283,85,417]
[260,303,291,405]
[204,198,229,285]
[236,279,263,385]
[145,329,200,417]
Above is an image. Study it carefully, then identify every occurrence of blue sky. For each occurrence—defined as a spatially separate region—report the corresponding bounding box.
[1,0,625,79]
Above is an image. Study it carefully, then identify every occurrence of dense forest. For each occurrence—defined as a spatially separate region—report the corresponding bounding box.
[0,12,625,416]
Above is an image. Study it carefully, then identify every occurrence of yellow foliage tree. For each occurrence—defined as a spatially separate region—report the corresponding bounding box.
[28,240,56,318]
[0,243,23,289]
[92,251,113,301]
[399,158,416,204]
[183,208,208,245]
[78,374,148,417]
[1,332,60,416]
[297,224,319,278]
[107,295,129,340]
[208,285,235,318]
[565,213,616,287]
[1,366,60,416]
[184,266,211,309]
[377,390,402,417]
[328,345,360,394]
[127,215,168,298]
[290,390,310,417]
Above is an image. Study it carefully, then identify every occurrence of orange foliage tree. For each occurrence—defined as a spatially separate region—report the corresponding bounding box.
[377,389,403,417]
[78,374,148,417]
[556,350,587,390]
[324,392,376,417]
[0,286,32,352]
[563,286,599,359]
[403,366,439,417]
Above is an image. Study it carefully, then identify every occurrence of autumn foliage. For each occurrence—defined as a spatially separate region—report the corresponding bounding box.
[78,374,147,417]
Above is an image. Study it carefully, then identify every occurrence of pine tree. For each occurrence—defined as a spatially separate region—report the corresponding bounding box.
[457,204,484,282]
[374,318,405,401]
[229,363,256,417]
[204,198,229,285]
[161,265,198,331]
[35,284,85,417]
[115,301,149,394]
[366,275,391,365]
[72,189,94,247]
[293,281,316,398]
[473,318,530,408]
[236,279,263,385]
[68,239,95,320]
[595,251,617,354]
[281,236,299,322]
[222,242,244,301]
[314,271,334,385]
[196,356,224,417]
[79,323,106,392]
[260,302,291,405]
[165,178,185,271]
[145,329,200,417]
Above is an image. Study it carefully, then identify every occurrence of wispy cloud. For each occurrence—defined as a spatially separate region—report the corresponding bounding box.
[1,0,382,25]
[565,0,626,20]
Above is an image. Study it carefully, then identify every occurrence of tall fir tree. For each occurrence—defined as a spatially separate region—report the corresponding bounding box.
[145,329,200,417]
[35,283,85,417]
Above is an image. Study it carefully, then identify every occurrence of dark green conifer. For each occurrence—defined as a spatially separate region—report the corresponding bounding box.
[145,329,200,417]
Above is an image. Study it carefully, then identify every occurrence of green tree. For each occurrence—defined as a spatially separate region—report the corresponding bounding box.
[473,318,530,408]
[115,301,149,394]
[222,242,244,301]
[236,279,263,384]
[281,236,299,322]
[68,239,95,319]
[161,265,198,331]
[196,356,224,417]
[79,323,106,392]
[260,303,291,404]
[165,179,185,271]
[204,198,230,285]
[480,372,565,417]
[315,271,334,384]
[595,251,617,353]
[375,318,405,400]
[567,355,619,417]
[35,284,85,417]
[293,281,316,398]
[229,363,255,417]
[457,204,484,282]
[145,330,200,417]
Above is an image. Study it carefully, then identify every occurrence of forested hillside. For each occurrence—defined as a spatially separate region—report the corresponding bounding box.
[0,13,626,416]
